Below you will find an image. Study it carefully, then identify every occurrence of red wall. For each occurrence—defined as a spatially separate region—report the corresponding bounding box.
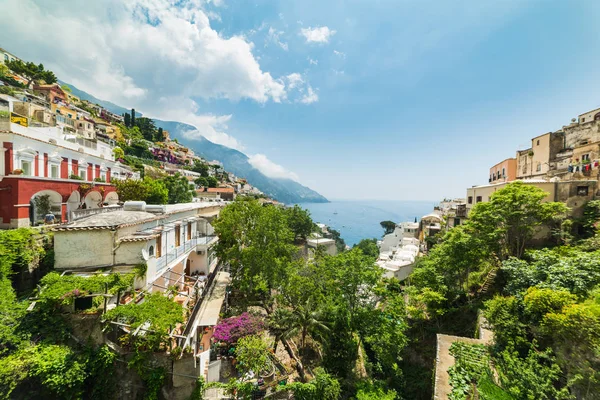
[60,158,68,179]
[0,177,117,224]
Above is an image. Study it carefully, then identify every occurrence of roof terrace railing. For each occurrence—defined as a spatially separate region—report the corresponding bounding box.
[69,206,124,222]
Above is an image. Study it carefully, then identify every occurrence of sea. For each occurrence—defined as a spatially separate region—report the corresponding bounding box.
[296,200,436,247]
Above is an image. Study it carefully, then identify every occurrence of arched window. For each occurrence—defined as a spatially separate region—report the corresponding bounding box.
[148,245,155,257]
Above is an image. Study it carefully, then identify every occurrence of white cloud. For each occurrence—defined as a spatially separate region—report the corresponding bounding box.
[0,0,318,185]
[308,57,318,66]
[300,87,319,104]
[0,0,291,108]
[266,27,289,51]
[333,50,346,58]
[286,73,304,90]
[300,26,336,43]
[248,154,299,181]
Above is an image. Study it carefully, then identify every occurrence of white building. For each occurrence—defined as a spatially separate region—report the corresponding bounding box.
[53,201,227,359]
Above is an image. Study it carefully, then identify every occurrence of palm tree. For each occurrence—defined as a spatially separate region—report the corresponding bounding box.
[290,298,330,349]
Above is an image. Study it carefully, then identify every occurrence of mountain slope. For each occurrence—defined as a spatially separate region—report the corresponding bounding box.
[63,83,328,204]
[154,120,328,204]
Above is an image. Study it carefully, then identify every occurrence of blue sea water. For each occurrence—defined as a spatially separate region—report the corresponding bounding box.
[296,200,436,247]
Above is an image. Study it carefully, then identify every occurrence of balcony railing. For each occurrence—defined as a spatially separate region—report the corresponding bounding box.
[155,235,217,272]
[56,114,75,127]
[65,136,98,150]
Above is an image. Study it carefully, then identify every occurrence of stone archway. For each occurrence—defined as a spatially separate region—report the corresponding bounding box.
[66,191,80,216]
[84,190,103,209]
[104,191,119,205]
[30,190,62,225]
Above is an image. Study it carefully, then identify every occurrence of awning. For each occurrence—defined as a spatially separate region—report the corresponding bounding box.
[196,271,231,326]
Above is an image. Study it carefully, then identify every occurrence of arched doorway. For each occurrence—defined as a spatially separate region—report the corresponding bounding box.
[66,191,80,216]
[104,191,119,205]
[84,190,103,209]
[30,190,62,226]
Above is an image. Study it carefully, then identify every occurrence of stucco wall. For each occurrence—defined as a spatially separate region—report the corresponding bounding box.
[115,241,145,266]
[563,120,600,149]
[54,229,114,269]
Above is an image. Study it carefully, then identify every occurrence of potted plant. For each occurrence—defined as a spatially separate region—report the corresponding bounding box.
[12,168,23,175]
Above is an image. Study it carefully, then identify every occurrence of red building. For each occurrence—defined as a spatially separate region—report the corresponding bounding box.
[0,94,139,228]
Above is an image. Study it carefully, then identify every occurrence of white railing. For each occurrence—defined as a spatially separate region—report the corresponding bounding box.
[69,206,124,222]
[155,235,217,272]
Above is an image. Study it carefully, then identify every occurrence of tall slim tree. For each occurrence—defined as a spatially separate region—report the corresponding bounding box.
[131,108,136,127]
[123,113,131,128]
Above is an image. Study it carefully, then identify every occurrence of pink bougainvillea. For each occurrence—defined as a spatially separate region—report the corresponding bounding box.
[212,312,265,344]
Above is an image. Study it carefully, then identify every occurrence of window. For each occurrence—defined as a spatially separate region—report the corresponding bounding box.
[467,196,473,204]
[79,170,86,180]
[536,162,541,172]
[582,117,586,122]
[21,161,31,176]
[453,218,460,226]
[582,154,590,161]
[100,172,106,181]
[476,196,482,203]
[148,245,155,257]
[50,164,59,178]
[577,186,589,196]
[175,225,181,247]
[537,140,540,145]
[502,168,506,177]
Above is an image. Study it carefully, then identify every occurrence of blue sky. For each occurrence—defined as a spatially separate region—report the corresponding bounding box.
[2,0,600,200]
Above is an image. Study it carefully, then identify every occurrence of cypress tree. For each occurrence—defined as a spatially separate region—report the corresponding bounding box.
[131,108,136,127]
[123,113,131,127]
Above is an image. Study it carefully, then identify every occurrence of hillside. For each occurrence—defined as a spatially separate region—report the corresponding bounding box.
[64,83,328,204]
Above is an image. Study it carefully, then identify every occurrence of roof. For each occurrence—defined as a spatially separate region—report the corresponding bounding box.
[207,187,234,193]
[421,213,442,221]
[55,211,157,230]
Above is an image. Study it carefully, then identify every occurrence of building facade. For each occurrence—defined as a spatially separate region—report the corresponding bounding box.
[0,95,138,228]
[489,158,516,183]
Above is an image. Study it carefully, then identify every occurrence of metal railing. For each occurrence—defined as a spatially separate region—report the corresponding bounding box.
[69,206,123,222]
[155,235,216,272]
[180,263,222,344]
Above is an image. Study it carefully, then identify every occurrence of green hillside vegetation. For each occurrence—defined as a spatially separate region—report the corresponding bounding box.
[403,182,600,399]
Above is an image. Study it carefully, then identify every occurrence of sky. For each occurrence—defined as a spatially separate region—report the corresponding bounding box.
[2,0,600,201]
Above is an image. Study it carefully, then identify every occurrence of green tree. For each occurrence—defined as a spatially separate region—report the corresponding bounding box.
[468,181,568,259]
[135,117,158,142]
[131,108,136,127]
[191,161,210,177]
[0,63,8,78]
[354,238,380,260]
[60,84,72,93]
[380,220,396,235]
[285,205,314,240]
[163,173,194,204]
[206,176,218,188]
[6,60,57,85]
[113,146,125,160]
[213,198,296,298]
[194,177,208,187]
[114,177,168,204]
[123,112,131,128]
[234,335,271,380]
[156,127,164,142]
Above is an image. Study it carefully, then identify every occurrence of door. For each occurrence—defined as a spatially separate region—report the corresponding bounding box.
[156,234,162,257]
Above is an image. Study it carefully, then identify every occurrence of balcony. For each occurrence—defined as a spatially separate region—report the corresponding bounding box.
[155,234,217,272]
[56,114,75,127]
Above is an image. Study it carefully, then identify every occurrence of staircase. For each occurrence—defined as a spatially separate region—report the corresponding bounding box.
[477,268,497,295]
